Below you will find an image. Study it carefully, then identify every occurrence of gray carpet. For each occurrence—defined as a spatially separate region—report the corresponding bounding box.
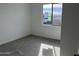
[0,35,60,56]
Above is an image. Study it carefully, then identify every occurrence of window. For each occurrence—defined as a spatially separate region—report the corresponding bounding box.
[43,4,63,26]
[43,4,52,24]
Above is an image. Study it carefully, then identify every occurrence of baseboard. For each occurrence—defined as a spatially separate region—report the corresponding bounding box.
[0,34,31,46]
[31,34,60,43]
[0,34,60,46]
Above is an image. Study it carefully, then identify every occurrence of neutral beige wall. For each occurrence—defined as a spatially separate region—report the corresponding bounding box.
[0,3,31,45]
[31,4,61,40]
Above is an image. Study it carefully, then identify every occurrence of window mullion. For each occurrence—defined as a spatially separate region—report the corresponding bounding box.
[51,4,53,24]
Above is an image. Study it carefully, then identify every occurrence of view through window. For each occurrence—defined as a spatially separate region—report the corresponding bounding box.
[43,4,63,26]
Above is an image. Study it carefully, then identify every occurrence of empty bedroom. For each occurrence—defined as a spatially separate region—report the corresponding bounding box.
[0,3,62,56]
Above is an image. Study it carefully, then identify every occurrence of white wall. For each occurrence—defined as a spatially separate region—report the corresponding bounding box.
[60,4,79,56]
[0,3,31,45]
[31,4,61,40]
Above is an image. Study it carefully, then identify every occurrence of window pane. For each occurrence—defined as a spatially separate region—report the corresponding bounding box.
[53,4,63,26]
[43,4,52,24]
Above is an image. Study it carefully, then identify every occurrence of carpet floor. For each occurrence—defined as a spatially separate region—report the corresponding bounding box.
[0,35,60,56]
